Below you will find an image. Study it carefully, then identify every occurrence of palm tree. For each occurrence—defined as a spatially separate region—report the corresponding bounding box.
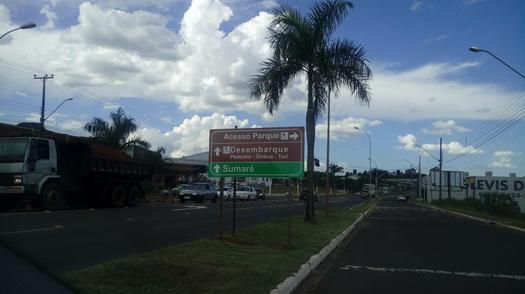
[249,0,372,221]
[329,163,344,175]
[84,107,151,150]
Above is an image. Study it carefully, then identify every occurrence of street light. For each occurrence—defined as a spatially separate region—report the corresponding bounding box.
[0,22,37,40]
[44,98,73,122]
[404,159,414,170]
[469,46,525,80]
[416,139,443,202]
[354,126,371,197]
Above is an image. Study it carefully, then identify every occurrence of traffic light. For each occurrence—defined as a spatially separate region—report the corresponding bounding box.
[314,158,320,167]
[353,169,357,175]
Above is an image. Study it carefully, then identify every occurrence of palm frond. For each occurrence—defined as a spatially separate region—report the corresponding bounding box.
[308,0,353,42]
[327,39,372,105]
[249,57,302,114]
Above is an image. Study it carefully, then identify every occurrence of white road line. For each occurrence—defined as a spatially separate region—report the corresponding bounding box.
[339,265,525,281]
[1,225,64,235]
[171,205,208,212]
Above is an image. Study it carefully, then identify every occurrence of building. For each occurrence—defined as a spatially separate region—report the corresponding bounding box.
[422,171,525,213]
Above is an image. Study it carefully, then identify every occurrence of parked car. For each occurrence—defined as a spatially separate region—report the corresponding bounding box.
[236,186,257,201]
[172,184,190,196]
[299,189,318,202]
[255,188,266,200]
[216,186,234,200]
[179,183,217,203]
[397,195,407,202]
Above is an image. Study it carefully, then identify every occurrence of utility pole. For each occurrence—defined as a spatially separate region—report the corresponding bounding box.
[418,155,421,200]
[34,74,54,127]
[439,137,443,201]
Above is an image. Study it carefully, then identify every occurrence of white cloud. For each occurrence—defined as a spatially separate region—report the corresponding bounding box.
[422,34,448,45]
[464,0,484,5]
[397,134,418,151]
[40,5,57,29]
[410,0,423,11]
[136,112,250,157]
[421,120,471,135]
[316,117,382,140]
[331,62,520,120]
[490,150,514,168]
[103,103,120,110]
[397,133,482,155]
[0,1,520,123]
[0,1,276,117]
[15,91,28,97]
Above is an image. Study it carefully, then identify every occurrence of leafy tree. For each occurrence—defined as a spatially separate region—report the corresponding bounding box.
[250,0,371,221]
[84,107,150,150]
[329,163,344,175]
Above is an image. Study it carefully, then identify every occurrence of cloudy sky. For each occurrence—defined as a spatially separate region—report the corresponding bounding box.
[0,0,524,176]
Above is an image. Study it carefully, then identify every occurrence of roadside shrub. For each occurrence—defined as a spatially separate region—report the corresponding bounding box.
[480,192,521,217]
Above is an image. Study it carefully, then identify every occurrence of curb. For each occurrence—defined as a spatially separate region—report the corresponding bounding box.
[411,201,525,234]
[270,203,376,294]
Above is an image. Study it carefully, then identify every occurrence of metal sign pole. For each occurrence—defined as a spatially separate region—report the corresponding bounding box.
[219,177,224,239]
[232,177,237,237]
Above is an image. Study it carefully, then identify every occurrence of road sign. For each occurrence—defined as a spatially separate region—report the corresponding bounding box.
[208,127,304,177]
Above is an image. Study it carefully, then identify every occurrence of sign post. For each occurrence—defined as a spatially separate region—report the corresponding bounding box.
[209,127,304,238]
[208,127,304,178]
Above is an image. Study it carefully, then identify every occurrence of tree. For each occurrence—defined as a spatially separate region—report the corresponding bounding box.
[84,107,150,150]
[329,163,344,175]
[249,0,371,222]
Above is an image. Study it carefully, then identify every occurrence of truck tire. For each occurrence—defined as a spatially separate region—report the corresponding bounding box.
[41,183,68,210]
[109,185,127,208]
[127,186,141,207]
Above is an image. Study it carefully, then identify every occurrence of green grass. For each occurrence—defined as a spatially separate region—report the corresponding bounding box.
[62,202,373,294]
[423,200,525,229]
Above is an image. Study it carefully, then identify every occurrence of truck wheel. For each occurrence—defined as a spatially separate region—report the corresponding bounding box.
[110,185,127,208]
[127,186,141,207]
[41,183,68,210]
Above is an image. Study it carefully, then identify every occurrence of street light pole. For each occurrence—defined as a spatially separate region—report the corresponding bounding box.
[0,23,36,40]
[416,139,443,202]
[469,47,525,80]
[325,85,331,215]
[354,127,371,198]
[44,98,73,122]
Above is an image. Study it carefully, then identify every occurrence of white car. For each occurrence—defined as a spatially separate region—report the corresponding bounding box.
[216,187,233,200]
[397,195,407,202]
[236,187,257,200]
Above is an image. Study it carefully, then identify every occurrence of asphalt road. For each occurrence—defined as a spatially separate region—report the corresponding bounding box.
[0,195,363,274]
[295,197,525,294]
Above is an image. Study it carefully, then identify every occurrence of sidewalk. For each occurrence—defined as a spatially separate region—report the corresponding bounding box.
[0,245,72,294]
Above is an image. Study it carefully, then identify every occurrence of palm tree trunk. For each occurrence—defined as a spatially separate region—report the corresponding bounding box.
[305,68,316,222]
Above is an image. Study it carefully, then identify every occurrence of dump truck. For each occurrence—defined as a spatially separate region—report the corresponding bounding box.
[0,123,154,210]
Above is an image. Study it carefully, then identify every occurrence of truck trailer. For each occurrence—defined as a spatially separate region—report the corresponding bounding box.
[0,123,153,210]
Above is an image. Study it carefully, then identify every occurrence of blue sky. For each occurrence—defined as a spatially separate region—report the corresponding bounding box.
[0,0,524,176]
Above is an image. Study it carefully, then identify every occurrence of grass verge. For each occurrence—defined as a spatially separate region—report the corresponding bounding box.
[62,202,373,294]
[424,200,525,229]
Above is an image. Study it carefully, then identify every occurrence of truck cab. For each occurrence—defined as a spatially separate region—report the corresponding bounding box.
[0,137,58,200]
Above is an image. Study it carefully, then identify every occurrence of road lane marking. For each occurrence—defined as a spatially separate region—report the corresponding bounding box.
[339,265,525,281]
[238,207,255,211]
[1,225,63,235]
[172,205,208,212]
[125,217,134,221]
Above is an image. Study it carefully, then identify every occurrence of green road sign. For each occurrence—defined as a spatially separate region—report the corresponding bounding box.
[208,127,304,177]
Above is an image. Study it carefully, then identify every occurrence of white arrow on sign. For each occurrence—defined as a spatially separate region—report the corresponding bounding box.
[289,132,299,140]
[214,147,221,156]
[213,164,221,173]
